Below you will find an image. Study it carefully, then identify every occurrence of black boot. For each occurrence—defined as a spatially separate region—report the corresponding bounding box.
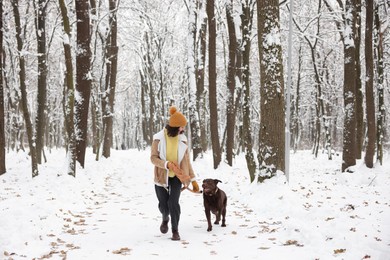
[171,230,180,241]
[160,217,169,234]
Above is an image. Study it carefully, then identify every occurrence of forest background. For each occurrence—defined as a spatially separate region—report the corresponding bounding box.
[0,0,389,180]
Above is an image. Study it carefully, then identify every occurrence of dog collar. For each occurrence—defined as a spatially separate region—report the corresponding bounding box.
[205,187,218,196]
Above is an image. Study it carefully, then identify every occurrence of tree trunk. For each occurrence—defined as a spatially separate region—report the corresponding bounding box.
[75,0,92,167]
[364,0,375,168]
[241,0,256,181]
[342,0,357,172]
[292,45,302,153]
[34,0,48,164]
[58,0,76,176]
[355,0,363,160]
[102,0,119,158]
[187,0,202,161]
[0,0,5,175]
[257,0,285,181]
[140,32,156,146]
[12,0,39,177]
[225,0,236,166]
[207,0,221,169]
[91,94,99,155]
[374,5,384,165]
[197,15,208,153]
[140,70,150,146]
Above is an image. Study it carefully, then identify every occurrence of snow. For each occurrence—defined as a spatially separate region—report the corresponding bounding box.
[1,148,389,259]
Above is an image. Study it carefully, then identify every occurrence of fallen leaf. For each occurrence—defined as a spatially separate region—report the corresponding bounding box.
[334,249,346,254]
[283,240,303,247]
[112,247,131,255]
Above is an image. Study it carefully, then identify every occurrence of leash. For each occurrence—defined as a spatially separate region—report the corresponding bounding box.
[181,186,203,194]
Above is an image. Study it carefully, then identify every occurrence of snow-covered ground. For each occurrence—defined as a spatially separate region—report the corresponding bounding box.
[1,148,389,259]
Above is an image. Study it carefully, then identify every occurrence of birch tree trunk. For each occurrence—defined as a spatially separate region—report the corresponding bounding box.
[75,0,92,167]
[58,0,76,176]
[257,0,285,181]
[12,0,39,177]
[364,0,375,168]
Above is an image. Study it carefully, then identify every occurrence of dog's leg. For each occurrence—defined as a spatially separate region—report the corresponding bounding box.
[221,199,227,227]
[221,207,226,227]
[214,210,220,224]
[205,207,212,232]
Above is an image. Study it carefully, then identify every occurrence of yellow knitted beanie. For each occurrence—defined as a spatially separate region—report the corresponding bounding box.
[168,106,187,127]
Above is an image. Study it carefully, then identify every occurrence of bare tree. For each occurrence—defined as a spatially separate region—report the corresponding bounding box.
[75,0,92,167]
[355,0,363,159]
[257,0,285,181]
[374,3,385,165]
[225,0,237,166]
[58,0,76,176]
[292,45,302,153]
[291,0,331,159]
[33,0,48,164]
[196,4,208,153]
[364,0,375,168]
[139,30,157,147]
[102,0,119,158]
[240,0,257,181]
[207,0,221,169]
[0,0,5,175]
[184,0,202,161]
[324,0,358,172]
[11,0,39,177]
[341,0,358,172]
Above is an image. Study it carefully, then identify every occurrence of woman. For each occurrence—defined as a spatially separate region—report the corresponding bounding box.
[150,106,199,241]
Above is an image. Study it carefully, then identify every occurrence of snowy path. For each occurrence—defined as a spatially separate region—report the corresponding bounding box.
[1,149,389,259]
[51,152,285,259]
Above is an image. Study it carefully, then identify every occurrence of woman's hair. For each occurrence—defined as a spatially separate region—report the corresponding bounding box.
[166,124,180,137]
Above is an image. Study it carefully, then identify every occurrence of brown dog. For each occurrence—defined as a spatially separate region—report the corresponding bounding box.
[202,179,227,232]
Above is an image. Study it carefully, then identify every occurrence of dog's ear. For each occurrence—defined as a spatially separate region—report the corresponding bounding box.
[214,179,222,184]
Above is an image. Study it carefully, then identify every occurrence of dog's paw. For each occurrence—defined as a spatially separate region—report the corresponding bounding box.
[221,223,226,227]
[214,221,219,225]
[207,226,212,232]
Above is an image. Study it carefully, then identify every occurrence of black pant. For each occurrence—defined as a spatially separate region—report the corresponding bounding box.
[155,176,182,231]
